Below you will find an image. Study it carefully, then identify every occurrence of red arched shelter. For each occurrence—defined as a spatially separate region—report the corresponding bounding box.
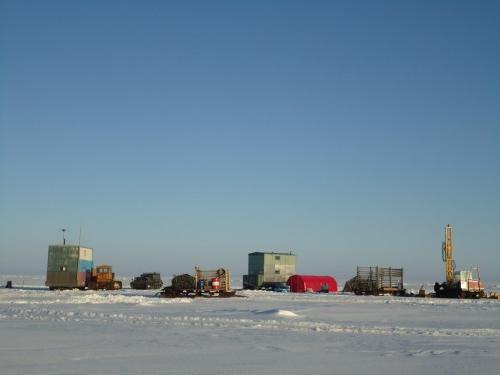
[287,275,338,293]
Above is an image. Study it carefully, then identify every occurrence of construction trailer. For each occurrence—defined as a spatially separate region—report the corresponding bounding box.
[434,224,484,298]
[243,251,296,289]
[287,275,338,293]
[159,267,235,298]
[343,266,405,296]
[46,245,94,290]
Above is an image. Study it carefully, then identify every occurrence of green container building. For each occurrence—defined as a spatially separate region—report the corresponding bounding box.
[243,251,296,289]
[45,245,93,289]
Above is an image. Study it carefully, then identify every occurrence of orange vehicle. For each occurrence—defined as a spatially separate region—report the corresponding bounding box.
[88,264,122,290]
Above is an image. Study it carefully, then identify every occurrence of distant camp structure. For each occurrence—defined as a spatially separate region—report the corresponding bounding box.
[45,244,121,290]
[42,225,491,299]
[243,251,296,289]
[45,245,94,290]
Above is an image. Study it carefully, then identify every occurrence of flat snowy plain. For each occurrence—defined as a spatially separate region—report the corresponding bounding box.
[1,276,499,375]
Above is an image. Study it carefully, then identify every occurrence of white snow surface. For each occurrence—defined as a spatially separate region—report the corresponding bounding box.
[0,279,499,374]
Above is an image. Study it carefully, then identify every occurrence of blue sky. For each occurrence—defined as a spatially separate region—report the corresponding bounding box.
[1,1,499,281]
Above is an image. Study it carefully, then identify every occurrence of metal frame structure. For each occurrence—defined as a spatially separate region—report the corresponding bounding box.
[442,224,455,285]
[347,266,405,295]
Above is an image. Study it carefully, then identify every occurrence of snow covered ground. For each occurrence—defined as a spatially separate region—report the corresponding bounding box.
[0,276,499,375]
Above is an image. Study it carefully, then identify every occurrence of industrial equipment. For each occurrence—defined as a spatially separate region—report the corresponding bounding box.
[87,264,122,290]
[343,266,405,296]
[434,224,484,298]
[130,272,163,289]
[159,267,235,298]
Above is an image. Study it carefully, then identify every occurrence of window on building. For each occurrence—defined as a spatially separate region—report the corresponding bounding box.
[275,256,280,261]
[275,270,280,274]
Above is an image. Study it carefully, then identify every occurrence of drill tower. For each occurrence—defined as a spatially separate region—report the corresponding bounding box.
[442,224,455,285]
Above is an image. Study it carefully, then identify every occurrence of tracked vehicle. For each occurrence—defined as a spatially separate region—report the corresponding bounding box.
[130,273,163,289]
[87,264,122,290]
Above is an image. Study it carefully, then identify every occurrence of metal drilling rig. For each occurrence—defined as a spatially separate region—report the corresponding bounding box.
[442,224,455,286]
[434,224,484,298]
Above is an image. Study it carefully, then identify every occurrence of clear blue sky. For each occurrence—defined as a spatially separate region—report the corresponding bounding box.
[1,1,499,281]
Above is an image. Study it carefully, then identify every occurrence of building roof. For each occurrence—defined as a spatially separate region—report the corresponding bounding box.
[248,251,295,256]
[49,244,93,250]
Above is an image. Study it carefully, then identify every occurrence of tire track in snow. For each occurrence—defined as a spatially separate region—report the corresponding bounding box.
[1,294,193,306]
[1,306,499,338]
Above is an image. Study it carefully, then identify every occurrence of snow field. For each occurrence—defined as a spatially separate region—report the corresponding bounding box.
[0,285,499,375]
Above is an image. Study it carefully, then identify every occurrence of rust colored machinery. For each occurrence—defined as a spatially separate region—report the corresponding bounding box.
[88,264,122,290]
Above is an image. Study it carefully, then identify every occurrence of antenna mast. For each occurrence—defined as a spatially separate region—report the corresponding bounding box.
[61,228,66,245]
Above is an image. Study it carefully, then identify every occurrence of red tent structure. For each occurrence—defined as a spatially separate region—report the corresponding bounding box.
[287,275,338,293]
